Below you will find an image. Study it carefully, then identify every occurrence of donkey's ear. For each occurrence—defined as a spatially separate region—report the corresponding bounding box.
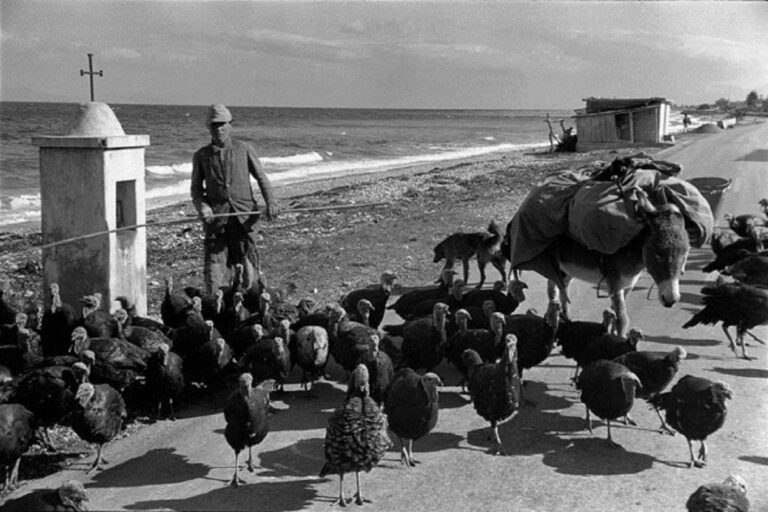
[633,188,657,219]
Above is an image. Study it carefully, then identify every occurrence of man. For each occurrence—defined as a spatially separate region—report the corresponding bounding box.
[683,113,691,133]
[191,103,280,294]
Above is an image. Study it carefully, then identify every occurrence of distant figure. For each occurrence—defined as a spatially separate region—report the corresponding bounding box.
[191,104,280,294]
[683,113,692,133]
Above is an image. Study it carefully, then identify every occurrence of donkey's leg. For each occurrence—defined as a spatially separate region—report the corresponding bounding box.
[546,280,558,302]
[547,278,571,321]
[560,277,573,321]
[611,288,630,338]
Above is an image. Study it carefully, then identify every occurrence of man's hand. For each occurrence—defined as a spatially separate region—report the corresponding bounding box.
[265,202,280,221]
[198,204,214,223]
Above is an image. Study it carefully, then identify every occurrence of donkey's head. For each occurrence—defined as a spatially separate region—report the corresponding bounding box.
[636,189,690,308]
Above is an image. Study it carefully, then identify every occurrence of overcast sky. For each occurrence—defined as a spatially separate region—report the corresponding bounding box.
[2,1,766,109]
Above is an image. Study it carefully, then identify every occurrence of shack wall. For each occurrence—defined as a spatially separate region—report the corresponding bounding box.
[575,103,669,146]
[575,114,621,143]
[632,108,659,142]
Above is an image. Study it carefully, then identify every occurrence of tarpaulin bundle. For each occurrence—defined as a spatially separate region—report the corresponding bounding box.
[507,154,714,272]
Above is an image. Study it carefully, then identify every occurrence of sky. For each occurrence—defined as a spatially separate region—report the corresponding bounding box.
[1,1,767,110]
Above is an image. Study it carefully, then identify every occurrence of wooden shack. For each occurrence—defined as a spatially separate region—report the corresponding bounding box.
[573,97,672,150]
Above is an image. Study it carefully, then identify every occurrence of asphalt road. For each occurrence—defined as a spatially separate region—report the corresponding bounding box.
[658,119,768,221]
[3,122,768,511]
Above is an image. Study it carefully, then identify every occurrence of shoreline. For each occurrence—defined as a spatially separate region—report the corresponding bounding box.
[5,118,746,263]
[0,146,551,234]
[139,143,672,227]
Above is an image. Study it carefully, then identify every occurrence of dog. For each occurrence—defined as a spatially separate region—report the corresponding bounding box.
[433,220,507,288]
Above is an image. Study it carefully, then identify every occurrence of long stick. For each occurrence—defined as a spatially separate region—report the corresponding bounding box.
[12,202,388,254]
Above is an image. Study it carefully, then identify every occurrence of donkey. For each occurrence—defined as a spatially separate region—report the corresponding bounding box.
[546,188,690,337]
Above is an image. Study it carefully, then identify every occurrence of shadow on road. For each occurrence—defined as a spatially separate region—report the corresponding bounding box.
[0,487,66,512]
[685,247,715,262]
[736,149,768,162]
[680,278,711,288]
[521,381,576,411]
[257,437,325,477]
[521,409,590,435]
[653,457,693,469]
[542,438,655,475]
[465,409,584,456]
[680,305,702,315]
[174,383,234,417]
[710,366,768,379]
[88,448,210,487]
[386,430,464,456]
[18,450,86,482]
[739,455,768,466]
[680,291,703,306]
[124,478,319,511]
[263,381,341,433]
[256,430,464,480]
[685,260,715,273]
[676,351,735,362]
[645,334,721,348]
[437,389,472,409]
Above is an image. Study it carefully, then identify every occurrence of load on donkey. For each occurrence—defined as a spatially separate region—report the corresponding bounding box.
[506,154,714,337]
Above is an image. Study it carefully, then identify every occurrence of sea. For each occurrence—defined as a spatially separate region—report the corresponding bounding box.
[0,102,692,230]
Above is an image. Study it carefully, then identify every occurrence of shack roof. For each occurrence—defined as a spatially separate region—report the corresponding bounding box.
[580,97,670,114]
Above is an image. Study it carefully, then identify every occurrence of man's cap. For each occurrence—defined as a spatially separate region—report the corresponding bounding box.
[207,103,232,124]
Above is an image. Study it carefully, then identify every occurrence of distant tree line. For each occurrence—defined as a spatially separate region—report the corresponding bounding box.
[682,90,767,113]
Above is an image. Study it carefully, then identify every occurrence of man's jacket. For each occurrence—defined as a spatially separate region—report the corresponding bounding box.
[191,138,275,232]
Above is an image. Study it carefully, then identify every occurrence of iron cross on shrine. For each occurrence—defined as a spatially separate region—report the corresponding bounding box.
[80,53,103,101]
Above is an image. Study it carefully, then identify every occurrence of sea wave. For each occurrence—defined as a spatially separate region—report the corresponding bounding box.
[143,151,324,177]
[146,163,193,176]
[267,142,546,185]
[3,193,41,209]
[0,208,41,226]
[261,151,324,167]
[151,143,541,194]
